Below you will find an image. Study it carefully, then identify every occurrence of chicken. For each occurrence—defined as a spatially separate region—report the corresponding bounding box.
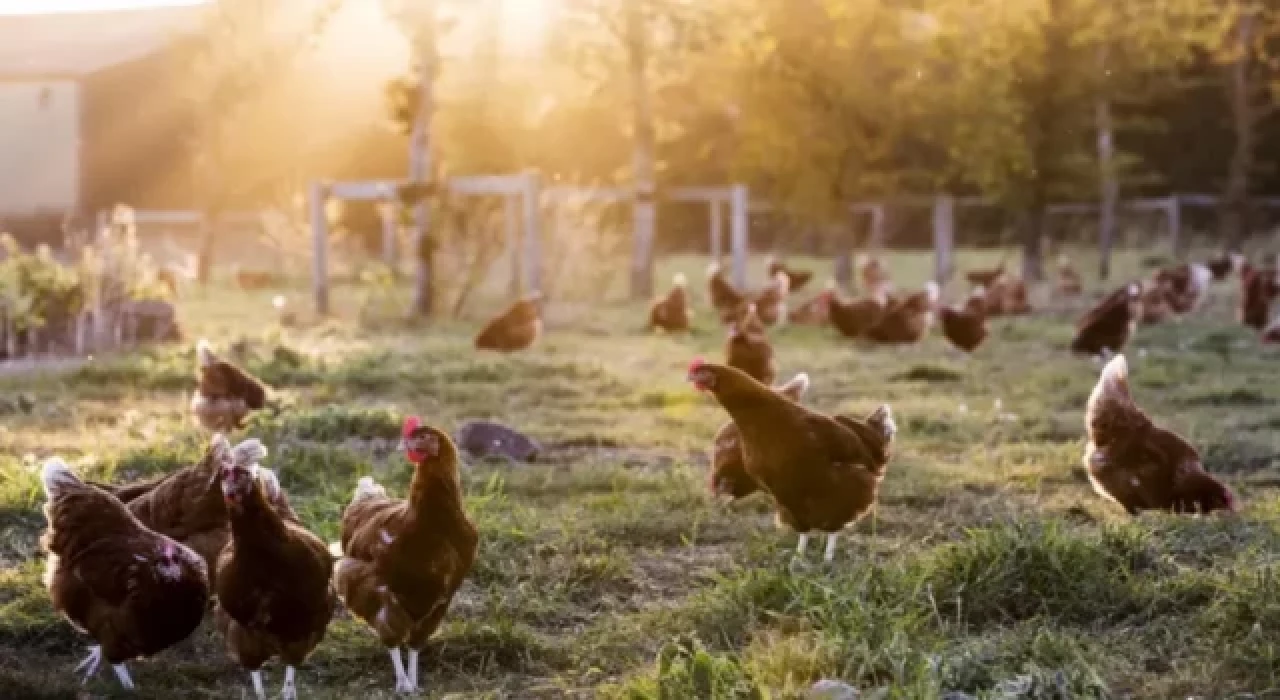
[1138,278,1175,325]
[985,275,1032,315]
[790,280,836,325]
[1205,252,1246,282]
[1153,262,1212,314]
[856,254,891,296]
[766,256,814,292]
[751,271,791,326]
[1084,354,1237,515]
[707,261,747,322]
[1056,254,1083,297]
[724,304,776,385]
[687,360,895,562]
[866,282,939,345]
[648,273,692,332]
[1240,263,1280,330]
[333,416,478,694]
[474,292,543,352]
[1071,282,1143,357]
[215,456,335,700]
[938,287,988,353]
[709,372,810,502]
[93,435,268,577]
[966,260,1006,289]
[192,339,268,432]
[40,458,209,691]
[828,290,888,339]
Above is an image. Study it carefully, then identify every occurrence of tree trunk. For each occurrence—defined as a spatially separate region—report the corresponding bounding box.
[1020,206,1046,282]
[408,8,439,318]
[627,2,656,300]
[1221,10,1256,249]
[1095,42,1118,280]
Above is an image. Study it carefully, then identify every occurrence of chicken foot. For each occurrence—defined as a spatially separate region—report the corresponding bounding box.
[282,665,297,700]
[408,648,421,692]
[74,645,103,684]
[390,647,413,693]
[250,669,266,700]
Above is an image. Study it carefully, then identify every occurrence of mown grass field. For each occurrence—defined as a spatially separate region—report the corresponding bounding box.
[1,249,1278,699]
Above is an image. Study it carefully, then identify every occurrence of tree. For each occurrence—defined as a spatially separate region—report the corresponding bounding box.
[181,0,341,285]
[558,0,717,299]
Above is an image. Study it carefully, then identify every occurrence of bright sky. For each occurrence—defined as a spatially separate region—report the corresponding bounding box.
[0,0,207,14]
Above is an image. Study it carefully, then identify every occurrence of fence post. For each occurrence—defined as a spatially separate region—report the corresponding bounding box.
[1167,195,1182,258]
[869,204,886,249]
[378,197,399,274]
[730,185,749,289]
[523,170,542,294]
[933,195,955,284]
[309,181,331,315]
[506,193,522,297]
[709,198,723,261]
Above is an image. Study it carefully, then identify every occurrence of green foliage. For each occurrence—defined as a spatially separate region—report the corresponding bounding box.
[0,235,82,333]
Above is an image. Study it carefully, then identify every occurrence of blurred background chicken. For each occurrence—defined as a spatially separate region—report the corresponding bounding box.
[789,280,835,325]
[1071,283,1142,358]
[192,340,268,432]
[41,458,209,692]
[966,259,1006,289]
[856,254,891,296]
[866,282,939,345]
[474,292,543,352]
[828,288,888,340]
[984,276,1032,316]
[724,304,776,385]
[766,255,814,292]
[1056,254,1082,297]
[706,261,746,323]
[1084,355,1236,514]
[939,287,988,354]
[710,372,810,503]
[214,456,334,700]
[1153,262,1212,315]
[1205,251,1245,282]
[688,360,896,562]
[333,417,478,694]
[648,273,692,332]
[750,270,790,326]
[1240,263,1280,330]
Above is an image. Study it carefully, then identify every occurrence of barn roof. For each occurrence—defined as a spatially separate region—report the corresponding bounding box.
[0,4,204,80]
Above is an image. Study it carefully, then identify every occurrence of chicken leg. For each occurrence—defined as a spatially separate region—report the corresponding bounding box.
[74,645,103,684]
[390,648,412,693]
[282,666,297,700]
[823,533,839,563]
[250,670,266,700]
[112,664,135,690]
[795,534,810,557]
[407,648,421,692]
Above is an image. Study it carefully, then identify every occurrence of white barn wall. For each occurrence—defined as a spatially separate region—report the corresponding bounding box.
[0,80,79,215]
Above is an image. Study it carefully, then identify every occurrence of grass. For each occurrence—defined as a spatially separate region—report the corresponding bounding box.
[1,248,1279,698]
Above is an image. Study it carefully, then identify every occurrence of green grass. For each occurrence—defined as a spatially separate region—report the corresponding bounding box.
[1,248,1279,698]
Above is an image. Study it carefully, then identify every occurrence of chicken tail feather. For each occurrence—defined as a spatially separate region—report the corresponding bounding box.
[256,467,281,500]
[352,476,387,504]
[775,372,810,399]
[196,339,217,367]
[867,404,896,443]
[41,457,82,500]
[231,439,268,468]
[1087,354,1140,441]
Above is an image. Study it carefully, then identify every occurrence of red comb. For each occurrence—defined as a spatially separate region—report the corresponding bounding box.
[402,415,422,437]
[688,357,705,372]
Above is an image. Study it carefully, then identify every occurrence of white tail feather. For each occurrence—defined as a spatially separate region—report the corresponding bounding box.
[777,372,811,397]
[871,404,896,441]
[328,541,343,558]
[208,433,232,461]
[41,457,81,500]
[197,339,216,367]
[352,476,386,503]
[1088,354,1130,418]
[256,467,281,500]
[1189,263,1212,293]
[231,439,267,467]
[925,281,940,303]
[672,273,687,287]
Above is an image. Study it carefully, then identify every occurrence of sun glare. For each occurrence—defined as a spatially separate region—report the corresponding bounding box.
[0,0,206,14]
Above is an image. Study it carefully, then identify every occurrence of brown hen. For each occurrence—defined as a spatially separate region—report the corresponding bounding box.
[1084,355,1236,515]
[688,361,896,562]
[192,340,268,432]
[724,304,776,385]
[709,372,810,502]
[333,416,478,694]
[475,293,543,352]
[648,273,692,332]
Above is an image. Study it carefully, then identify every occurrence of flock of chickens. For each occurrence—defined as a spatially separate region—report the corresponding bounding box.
[35,249,1280,698]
